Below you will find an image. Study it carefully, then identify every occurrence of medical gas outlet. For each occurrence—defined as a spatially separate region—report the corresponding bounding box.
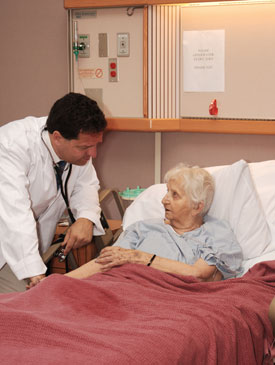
[77,34,90,58]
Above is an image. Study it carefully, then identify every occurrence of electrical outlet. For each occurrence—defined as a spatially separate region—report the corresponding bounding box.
[117,33,130,57]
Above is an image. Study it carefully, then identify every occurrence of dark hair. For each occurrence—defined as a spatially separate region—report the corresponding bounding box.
[46,92,107,139]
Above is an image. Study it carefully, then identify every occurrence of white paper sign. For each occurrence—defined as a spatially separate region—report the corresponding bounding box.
[183,30,225,92]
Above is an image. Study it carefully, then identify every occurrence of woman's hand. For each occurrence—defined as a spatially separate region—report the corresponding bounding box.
[96,246,149,271]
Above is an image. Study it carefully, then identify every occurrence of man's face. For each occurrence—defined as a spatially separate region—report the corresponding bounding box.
[54,131,103,165]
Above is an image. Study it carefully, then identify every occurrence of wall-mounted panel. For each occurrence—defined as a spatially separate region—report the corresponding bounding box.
[180,3,275,120]
[71,7,143,117]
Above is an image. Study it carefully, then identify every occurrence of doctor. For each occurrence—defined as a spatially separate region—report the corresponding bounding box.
[0,92,107,293]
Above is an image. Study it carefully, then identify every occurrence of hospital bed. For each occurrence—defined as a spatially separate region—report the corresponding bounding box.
[0,159,275,364]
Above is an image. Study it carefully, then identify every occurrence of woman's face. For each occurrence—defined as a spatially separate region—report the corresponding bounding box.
[161,177,194,226]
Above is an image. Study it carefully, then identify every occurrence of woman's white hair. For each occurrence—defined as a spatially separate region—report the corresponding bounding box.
[164,163,215,216]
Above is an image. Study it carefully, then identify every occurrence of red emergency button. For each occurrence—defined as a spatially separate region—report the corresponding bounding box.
[108,58,118,82]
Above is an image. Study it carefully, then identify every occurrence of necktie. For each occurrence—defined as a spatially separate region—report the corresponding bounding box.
[56,161,67,189]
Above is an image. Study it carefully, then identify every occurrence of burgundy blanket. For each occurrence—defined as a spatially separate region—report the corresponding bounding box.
[1,261,275,365]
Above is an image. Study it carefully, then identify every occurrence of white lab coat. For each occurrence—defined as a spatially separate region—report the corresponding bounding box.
[0,116,104,280]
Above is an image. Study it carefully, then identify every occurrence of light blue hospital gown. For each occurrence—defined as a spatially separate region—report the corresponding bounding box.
[114,215,243,279]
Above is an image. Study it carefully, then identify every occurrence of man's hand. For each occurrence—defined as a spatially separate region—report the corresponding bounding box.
[61,218,93,255]
[26,274,46,290]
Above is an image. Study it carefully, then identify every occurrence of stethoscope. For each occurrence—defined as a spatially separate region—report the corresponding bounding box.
[41,127,75,263]
[54,163,75,225]
[41,127,109,264]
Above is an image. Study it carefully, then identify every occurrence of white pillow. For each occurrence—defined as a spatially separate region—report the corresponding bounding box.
[122,160,272,261]
[249,160,275,227]
[206,160,271,260]
[122,183,166,229]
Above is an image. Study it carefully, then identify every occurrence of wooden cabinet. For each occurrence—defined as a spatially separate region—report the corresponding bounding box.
[47,226,99,274]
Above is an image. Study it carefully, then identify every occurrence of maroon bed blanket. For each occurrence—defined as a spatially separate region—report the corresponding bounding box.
[0,261,275,365]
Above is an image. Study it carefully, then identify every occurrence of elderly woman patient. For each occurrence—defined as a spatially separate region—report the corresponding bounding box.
[64,164,243,283]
